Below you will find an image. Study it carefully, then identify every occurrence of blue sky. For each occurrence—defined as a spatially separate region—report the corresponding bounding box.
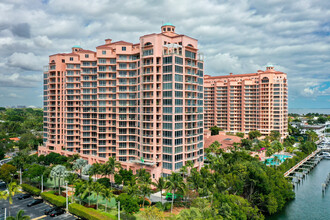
[0,0,329,109]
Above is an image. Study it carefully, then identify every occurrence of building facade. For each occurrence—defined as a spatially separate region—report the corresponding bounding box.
[39,24,204,179]
[204,66,288,137]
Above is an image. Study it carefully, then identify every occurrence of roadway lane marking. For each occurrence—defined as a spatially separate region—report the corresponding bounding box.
[31,215,47,220]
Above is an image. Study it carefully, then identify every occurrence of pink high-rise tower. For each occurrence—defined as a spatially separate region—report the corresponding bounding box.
[39,24,204,179]
[204,65,288,138]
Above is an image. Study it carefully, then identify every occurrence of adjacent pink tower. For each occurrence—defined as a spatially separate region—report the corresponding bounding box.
[204,65,288,138]
[39,24,204,179]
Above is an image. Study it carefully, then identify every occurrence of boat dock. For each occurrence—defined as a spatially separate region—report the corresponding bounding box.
[284,149,321,178]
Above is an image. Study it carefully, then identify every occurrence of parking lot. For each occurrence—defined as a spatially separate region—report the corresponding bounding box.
[0,193,76,220]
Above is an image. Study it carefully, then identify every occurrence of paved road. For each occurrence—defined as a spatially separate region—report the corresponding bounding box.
[0,193,76,220]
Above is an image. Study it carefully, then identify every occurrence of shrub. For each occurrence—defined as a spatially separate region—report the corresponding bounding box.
[138,197,150,206]
[69,203,116,220]
[120,212,136,220]
[236,132,245,138]
[97,177,110,188]
[41,192,66,207]
[117,193,139,214]
[164,202,172,211]
[21,183,41,196]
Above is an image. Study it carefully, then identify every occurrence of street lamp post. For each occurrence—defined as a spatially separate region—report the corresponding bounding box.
[65,181,69,212]
[20,168,22,185]
[118,201,120,220]
[41,175,43,193]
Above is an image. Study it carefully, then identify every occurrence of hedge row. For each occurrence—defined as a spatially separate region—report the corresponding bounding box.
[68,203,116,220]
[21,184,41,196]
[41,192,66,207]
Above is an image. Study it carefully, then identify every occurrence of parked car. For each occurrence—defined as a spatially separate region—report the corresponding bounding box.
[27,199,43,207]
[18,194,31,200]
[44,207,56,215]
[49,208,65,217]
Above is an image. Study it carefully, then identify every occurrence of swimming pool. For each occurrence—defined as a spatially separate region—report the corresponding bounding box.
[265,154,292,165]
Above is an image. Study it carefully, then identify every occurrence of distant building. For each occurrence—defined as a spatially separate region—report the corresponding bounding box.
[204,65,288,138]
[39,24,204,180]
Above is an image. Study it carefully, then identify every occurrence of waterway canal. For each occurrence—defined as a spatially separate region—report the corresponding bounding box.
[268,159,330,220]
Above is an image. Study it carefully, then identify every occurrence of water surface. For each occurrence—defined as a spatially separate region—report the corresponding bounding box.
[268,160,330,220]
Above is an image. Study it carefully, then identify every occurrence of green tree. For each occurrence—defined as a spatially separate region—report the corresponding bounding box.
[152,177,167,205]
[93,181,104,210]
[177,207,203,220]
[166,172,186,213]
[50,165,68,194]
[0,164,16,183]
[7,182,22,215]
[248,130,261,140]
[24,164,46,188]
[209,126,222,136]
[140,206,165,220]
[73,158,87,178]
[103,157,121,185]
[236,132,245,138]
[269,131,281,142]
[99,187,114,212]
[6,209,30,220]
[117,193,139,215]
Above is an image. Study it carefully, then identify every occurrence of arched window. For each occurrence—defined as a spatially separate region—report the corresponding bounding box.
[187,44,194,47]
[144,42,152,46]
[261,77,269,83]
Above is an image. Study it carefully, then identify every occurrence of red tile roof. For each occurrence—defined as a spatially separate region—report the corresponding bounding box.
[204,134,241,150]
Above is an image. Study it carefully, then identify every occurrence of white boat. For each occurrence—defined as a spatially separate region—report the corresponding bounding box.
[319,152,330,159]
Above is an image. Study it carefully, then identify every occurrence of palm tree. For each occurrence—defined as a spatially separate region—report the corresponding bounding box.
[90,162,102,180]
[7,182,22,215]
[93,182,104,210]
[104,157,121,185]
[73,158,88,178]
[100,188,113,212]
[50,165,68,194]
[165,172,186,213]
[81,177,94,206]
[139,183,152,208]
[6,209,30,220]
[82,164,92,178]
[152,177,167,204]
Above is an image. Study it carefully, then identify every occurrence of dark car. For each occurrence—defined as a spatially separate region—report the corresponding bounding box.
[44,207,56,215]
[27,199,43,207]
[18,194,31,200]
[49,208,65,217]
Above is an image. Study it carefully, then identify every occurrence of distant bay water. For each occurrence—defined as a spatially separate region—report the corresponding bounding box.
[289,108,330,114]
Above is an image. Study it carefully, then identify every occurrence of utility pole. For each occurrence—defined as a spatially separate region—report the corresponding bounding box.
[118,201,120,220]
[41,175,43,192]
[4,208,6,220]
[20,168,22,185]
[66,181,69,212]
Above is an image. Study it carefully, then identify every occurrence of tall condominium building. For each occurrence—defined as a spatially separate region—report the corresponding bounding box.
[204,65,288,137]
[39,24,204,179]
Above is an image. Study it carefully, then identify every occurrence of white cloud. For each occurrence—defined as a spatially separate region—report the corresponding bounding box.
[7,52,45,71]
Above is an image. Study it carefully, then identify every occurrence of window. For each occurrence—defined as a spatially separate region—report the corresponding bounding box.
[175,91,183,97]
[175,83,183,90]
[163,107,172,113]
[163,65,172,73]
[163,74,172,82]
[163,83,172,90]
[175,74,183,82]
[175,57,183,64]
[163,91,172,98]
[163,162,172,170]
[102,50,106,55]
[175,107,183,113]
[163,123,172,129]
[163,154,172,162]
[70,57,73,61]
[122,46,126,51]
[163,99,172,105]
[163,115,172,121]
[85,54,89,58]
[175,65,183,73]
[163,57,172,64]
